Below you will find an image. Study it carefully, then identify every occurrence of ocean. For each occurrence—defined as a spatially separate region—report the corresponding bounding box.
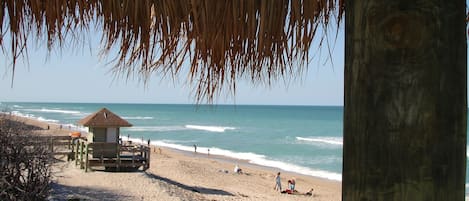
[1,102,468,190]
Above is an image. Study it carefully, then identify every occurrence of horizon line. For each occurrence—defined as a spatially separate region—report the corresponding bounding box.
[0,100,344,107]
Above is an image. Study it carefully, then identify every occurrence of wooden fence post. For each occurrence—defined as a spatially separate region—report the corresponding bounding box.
[85,143,89,172]
[80,142,84,169]
[74,140,79,165]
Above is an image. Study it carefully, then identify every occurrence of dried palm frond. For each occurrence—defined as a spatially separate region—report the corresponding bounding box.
[0,0,344,102]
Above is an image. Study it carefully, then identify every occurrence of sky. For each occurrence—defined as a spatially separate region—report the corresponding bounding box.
[0,25,345,106]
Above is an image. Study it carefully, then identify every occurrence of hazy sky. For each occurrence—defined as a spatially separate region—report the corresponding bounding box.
[0,27,344,106]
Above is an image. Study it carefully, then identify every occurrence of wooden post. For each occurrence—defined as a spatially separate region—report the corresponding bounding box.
[80,142,84,169]
[74,140,79,165]
[146,147,150,170]
[343,1,467,200]
[85,143,89,172]
[132,148,135,167]
[117,144,121,172]
[68,137,71,150]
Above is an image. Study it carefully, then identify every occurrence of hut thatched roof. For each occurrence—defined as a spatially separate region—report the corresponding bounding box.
[78,108,132,127]
[0,0,343,102]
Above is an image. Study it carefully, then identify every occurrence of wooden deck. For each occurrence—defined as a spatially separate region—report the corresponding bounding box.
[73,140,151,172]
[43,136,151,172]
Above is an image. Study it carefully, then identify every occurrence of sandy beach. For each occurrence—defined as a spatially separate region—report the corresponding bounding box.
[7,115,341,201]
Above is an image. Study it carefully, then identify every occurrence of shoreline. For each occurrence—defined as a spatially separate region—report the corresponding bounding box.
[6,110,342,181]
[127,135,342,183]
[5,113,342,200]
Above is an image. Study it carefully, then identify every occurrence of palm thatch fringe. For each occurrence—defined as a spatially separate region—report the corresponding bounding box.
[0,0,343,102]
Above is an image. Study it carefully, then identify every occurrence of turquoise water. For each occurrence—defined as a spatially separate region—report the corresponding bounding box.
[2,102,468,187]
[0,102,343,180]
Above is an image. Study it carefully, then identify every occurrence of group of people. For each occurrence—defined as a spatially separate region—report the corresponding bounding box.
[274,172,314,196]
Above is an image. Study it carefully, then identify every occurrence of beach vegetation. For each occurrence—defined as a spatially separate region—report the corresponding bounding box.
[0,114,53,200]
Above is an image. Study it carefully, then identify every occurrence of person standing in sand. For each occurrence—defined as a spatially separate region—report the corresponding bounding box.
[274,172,282,191]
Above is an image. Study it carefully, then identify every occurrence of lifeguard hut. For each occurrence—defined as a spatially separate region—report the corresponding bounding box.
[75,108,150,171]
[78,108,132,157]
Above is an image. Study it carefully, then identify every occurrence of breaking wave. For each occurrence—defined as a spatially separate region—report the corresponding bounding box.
[296,137,343,146]
[122,136,342,181]
[122,116,154,120]
[185,125,236,133]
[21,108,82,115]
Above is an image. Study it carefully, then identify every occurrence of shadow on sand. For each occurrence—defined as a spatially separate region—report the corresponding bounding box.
[49,182,132,201]
[144,172,235,196]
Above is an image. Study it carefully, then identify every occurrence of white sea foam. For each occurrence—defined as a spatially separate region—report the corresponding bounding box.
[7,110,86,132]
[10,111,59,123]
[122,116,154,120]
[11,111,49,123]
[10,111,34,119]
[126,136,342,181]
[13,105,23,108]
[126,126,188,132]
[185,125,236,133]
[65,124,88,132]
[296,136,343,146]
[22,108,81,115]
[37,116,60,123]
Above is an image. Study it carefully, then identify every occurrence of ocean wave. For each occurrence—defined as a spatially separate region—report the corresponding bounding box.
[64,124,88,132]
[123,136,342,181]
[126,126,187,132]
[7,111,86,132]
[122,116,154,120]
[185,125,236,133]
[296,137,343,146]
[10,111,59,123]
[21,108,82,115]
[37,116,60,123]
[13,105,23,108]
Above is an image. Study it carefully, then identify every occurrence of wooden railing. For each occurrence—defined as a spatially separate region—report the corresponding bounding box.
[38,136,76,157]
[73,139,150,172]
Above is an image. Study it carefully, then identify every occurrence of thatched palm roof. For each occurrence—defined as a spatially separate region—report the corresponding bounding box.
[78,108,132,127]
[0,0,343,102]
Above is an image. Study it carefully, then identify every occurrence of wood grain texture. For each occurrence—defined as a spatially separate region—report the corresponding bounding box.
[343,0,467,200]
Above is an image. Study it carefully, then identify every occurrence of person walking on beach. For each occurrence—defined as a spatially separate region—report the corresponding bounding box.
[193,144,197,153]
[274,172,282,191]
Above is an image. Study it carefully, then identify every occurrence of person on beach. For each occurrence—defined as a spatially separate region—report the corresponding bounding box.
[194,144,197,153]
[290,178,296,191]
[305,188,314,196]
[281,180,296,194]
[274,172,282,191]
[234,164,243,174]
